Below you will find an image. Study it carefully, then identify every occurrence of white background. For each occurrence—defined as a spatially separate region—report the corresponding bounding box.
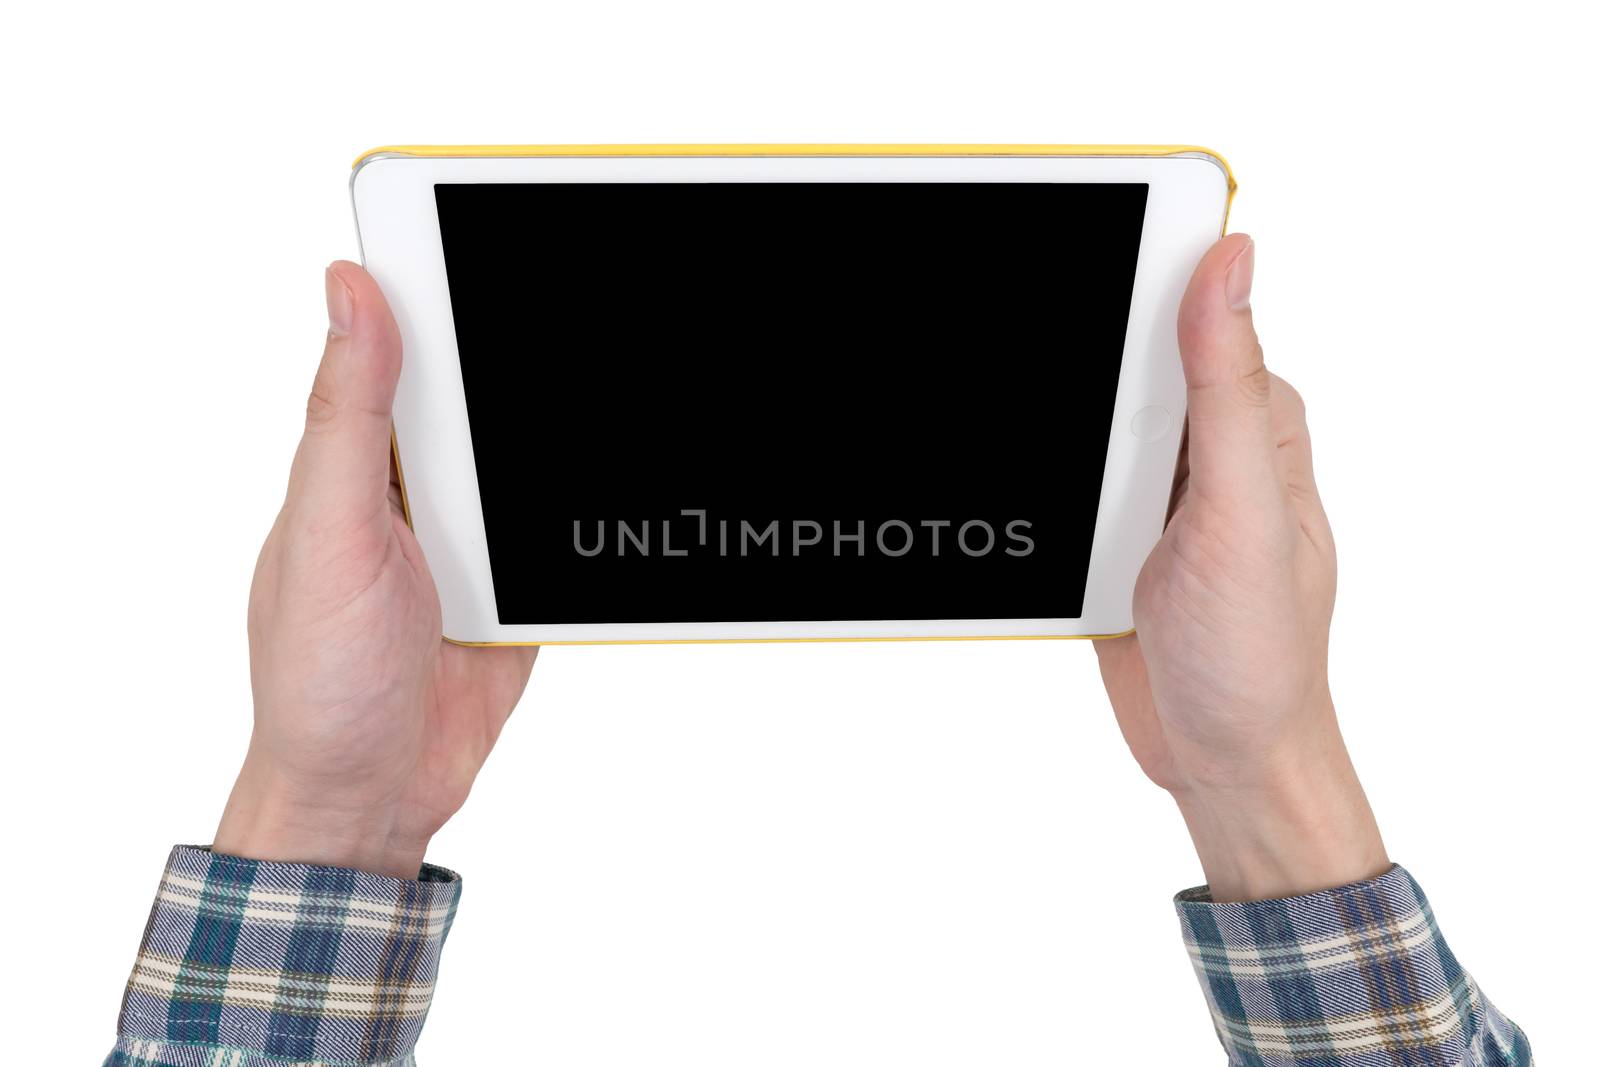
[1,2,1595,1063]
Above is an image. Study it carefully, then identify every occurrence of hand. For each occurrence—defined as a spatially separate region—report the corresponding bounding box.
[1096,234,1388,902]
[215,262,537,878]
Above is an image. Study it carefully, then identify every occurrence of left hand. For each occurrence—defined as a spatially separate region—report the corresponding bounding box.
[214,261,537,879]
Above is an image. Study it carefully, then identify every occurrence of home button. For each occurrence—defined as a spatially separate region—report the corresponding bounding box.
[1130,405,1172,441]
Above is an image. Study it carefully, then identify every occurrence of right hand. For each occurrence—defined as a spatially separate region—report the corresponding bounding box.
[1094,233,1389,902]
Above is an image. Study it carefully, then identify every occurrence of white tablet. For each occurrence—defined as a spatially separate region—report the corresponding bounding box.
[349,145,1233,645]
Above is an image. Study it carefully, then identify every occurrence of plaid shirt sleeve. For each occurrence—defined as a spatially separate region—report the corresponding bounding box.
[106,846,460,1067]
[106,850,1529,1066]
[1177,864,1532,1066]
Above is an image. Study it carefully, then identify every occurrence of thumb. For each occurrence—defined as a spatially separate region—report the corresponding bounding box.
[1176,234,1279,503]
[286,261,403,522]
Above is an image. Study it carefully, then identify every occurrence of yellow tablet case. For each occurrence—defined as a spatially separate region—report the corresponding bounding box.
[357,144,1233,646]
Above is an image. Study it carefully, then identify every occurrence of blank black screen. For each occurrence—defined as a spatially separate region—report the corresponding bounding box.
[433,182,1147,624]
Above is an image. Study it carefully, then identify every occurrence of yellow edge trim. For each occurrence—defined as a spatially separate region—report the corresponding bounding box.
[444,630,1135,648]
[371,143,1216,646]
[355,142,1233,195]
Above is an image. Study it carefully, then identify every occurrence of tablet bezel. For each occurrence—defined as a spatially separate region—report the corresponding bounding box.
[350,148,1232,644]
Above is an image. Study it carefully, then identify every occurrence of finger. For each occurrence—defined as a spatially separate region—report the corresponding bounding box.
[1268,372,1320,505]
[1166,422,1191,522]
[500,646,540,718]
[287,262,403,522]
[1176,233,1279,504]
[1093,634,1174,784]
[388,436,407,518]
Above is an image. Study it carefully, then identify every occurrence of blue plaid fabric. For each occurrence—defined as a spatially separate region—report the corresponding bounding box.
[107,850,1529,1065]
[106,846,459,1067]
[1177,864,1532,1065]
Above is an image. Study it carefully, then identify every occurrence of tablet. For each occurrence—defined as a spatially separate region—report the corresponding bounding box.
[350,146,1233,645]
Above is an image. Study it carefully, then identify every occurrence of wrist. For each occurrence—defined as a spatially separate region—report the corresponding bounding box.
[214,753,430,879]
[1169,714,1389,903]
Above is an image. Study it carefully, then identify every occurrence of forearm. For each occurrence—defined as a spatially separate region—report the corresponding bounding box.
[1171,703,1389,903]
[214,749,433,879]
[1168,715,1531,1065]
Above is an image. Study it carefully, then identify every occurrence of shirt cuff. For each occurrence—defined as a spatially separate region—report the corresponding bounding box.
[112,845,461,1067]
[1175,864,1531,1066]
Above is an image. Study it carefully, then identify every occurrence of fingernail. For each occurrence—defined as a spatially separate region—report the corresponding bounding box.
[1225,238,1254,311]
[325,266,354,337]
